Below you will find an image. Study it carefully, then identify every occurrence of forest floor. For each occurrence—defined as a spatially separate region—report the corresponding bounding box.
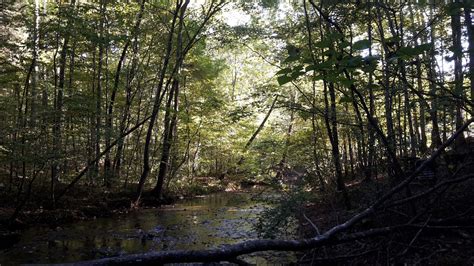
[298,162,474,264]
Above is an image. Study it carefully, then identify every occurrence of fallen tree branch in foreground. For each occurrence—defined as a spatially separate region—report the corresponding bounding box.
[64,224,415,265]
[64,118,473,265]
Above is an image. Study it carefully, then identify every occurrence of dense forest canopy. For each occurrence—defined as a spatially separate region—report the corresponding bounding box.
[1,0,474,264]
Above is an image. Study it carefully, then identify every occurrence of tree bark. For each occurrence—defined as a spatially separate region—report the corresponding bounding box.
[329,82,351,209]
[51,1,74,204]
[152,0,190,198]
[427,3,442,148]
[105,0,146,186]
[465,5,474,116]
[451,1,466,149]
[135,1,181,204]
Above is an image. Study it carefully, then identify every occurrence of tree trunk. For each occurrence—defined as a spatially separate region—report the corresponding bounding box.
[153,79,179,198]
[465,5,474,116]
[237,95,279,166]
[427,4,442,148]
[451,1,466,150]
[105,0,146,186]
[30,0,40,126]
[135,1,181,204]
[328,82,351,209]
[153,0,190,199]
[51,1,74,204]
[367,5,376,180]
[94,0,106,184]
[375,5,396,157]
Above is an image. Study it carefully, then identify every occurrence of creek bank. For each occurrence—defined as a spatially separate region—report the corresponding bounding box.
[296,176,474,264]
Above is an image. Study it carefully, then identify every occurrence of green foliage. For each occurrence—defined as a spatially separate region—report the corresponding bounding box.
[255,188,312,238]
[394,43,432,60]
[352,39,371,51]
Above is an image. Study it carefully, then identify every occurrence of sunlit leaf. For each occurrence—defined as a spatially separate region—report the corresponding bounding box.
[277,75,294,86]
[353,39,371,50]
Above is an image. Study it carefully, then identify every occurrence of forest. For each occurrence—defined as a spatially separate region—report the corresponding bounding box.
[1,0,474,264]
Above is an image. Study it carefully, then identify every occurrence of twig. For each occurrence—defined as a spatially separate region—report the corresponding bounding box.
[303,213,321,236]
[400,214,432,256]
[304,249,377,263]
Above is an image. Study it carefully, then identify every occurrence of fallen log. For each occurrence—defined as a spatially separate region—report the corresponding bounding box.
[63,224,414,265]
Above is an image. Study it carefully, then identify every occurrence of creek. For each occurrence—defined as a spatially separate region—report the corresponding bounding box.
[0,191,296,264]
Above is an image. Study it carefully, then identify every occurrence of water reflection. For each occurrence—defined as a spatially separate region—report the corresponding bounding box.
[0,192,294,264]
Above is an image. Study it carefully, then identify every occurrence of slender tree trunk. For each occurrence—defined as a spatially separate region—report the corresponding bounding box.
[135,1,181,204]
[153,78,178,198]
[105,0,146,186]
[451,1,466,149]
[348,132,355,180]
[330,83,351,209]
[51,1,74,204]
[30,0,40,126]
[238,95,279,165]
[310,79,325,191]
[428,4,442,148]
[88,46,97,184]
[153,0,191,198]
[375,5,396,157]
[94,0,106,184]
[367,5,376,180]
[465,5,474,116]
[398,11,416,156]
[281,94,295,165]
[409,5,427,153]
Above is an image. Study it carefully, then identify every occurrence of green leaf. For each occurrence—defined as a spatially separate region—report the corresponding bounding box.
[327,32,344,41]
[277,75,294,86]
[314,39,332,48]
[346,56,364,68]
[283,55,299,63]
[291,70,305,79]
[283,44,301,63]
[416,43,432,52]
[361,63,377,73]
[302,56,314,64]
[363,55,380,63]
[340,40,351,48]
[319,60,333,69]
[385,36,401,44]
[305,64,319,72]
[313,75,324,81]
[353,39,371,50]
[445,2,462,15]
[325,74,340,83]
[339,78,354,87]
[287,44,300,57]
[396,43,431,59]
[276,68,293,75]
[339,95,353,103]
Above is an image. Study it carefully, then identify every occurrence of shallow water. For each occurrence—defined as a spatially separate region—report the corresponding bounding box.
[0,192,296,264]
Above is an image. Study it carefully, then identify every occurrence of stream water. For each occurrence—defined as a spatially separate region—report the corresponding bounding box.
[0,192,296,264]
